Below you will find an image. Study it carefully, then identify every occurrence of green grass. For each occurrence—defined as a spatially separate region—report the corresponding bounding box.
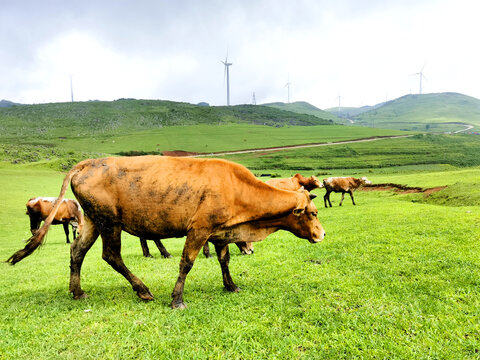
[1,164,480,359]
[220,134,480,171]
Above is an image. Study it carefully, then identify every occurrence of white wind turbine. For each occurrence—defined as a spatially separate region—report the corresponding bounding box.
[411,62,427,94]
[285,75,291,103]
[221,54,233,106]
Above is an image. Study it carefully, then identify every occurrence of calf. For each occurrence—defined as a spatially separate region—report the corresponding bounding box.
[26,197,84,243]
[323,176,372,207]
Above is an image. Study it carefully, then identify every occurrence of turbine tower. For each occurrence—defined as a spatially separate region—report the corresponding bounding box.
[69,74,74,102]
[285,75,291,103]
[221,54,233,106]
[412,62,427,94]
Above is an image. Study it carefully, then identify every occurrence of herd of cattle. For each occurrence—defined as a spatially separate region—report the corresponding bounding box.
[8,156,371,309]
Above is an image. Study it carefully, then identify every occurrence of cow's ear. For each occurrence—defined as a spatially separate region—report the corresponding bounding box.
[309,193,317,200]
[293,208,305,216]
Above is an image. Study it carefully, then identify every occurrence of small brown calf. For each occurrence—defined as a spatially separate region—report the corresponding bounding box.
[323,177,372,207]
[26,197,84,243]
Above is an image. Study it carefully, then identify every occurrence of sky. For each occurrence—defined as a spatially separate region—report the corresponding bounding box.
[1,0,479,109]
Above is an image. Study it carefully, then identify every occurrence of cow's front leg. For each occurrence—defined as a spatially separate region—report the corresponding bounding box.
[215,243,240,292]
[63,223,70,243]
[171,229,208,309]
[153,239,172,258]
[339,192,346,206]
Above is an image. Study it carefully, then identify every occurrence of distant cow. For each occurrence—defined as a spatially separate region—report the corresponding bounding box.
[266,173,323,192]
[8,156,325,309]
[323,176,372,207]
[26,197,84,243]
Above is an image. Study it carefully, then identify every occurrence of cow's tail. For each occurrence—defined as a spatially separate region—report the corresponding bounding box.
[7,163,84,265]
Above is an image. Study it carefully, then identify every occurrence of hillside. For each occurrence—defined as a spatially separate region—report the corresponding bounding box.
[0,99,333,140]
[325,103,385,119]
[352,93,480,132]
[263,101,349,125]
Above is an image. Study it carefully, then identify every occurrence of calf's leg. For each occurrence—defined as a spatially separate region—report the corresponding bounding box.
[140,238,152,258]
[69,216,99,299]
[29,214,42,235]
[349,190,356,205]
[202,242,212,258]
[153,239,172,258]
[339,192,346,206]
[324,191,332,208]
[101,225,153,301]
[215,244,240,292]
[63,223,70,243]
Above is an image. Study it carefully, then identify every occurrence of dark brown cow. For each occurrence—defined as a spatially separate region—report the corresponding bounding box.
[8,156,325,309]
[26,197,84,243]
[266,173,323,192]
[323,176,372,207]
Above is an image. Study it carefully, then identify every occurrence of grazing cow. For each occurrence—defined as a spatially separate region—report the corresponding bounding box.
[8,156,325,309]
[323,176,372,207]
[266,173,323,192]
[26,197,84,243]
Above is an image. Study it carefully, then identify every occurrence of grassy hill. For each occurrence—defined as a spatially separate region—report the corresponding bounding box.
[0,99,334,141]
[352,93,480,132]
[325,104,385,119]
[263,101,349,125]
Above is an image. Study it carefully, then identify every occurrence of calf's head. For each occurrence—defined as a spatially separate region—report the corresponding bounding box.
[360,176,372,185]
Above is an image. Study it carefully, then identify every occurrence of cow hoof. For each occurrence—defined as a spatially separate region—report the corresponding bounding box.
[145,254,154,258]
[163,254,173,259]
[137,290,154,301]
[225,286,241,293]
[73,292,88,300]
[171,301,187,310]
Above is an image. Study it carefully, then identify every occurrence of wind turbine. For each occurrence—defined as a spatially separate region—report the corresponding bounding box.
[69,74,74,102]
[285,75,291,103]
[221,54,233,106]
[411,62,427,94]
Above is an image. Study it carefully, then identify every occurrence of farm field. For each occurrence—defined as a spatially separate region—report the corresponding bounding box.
[1,158,480,358]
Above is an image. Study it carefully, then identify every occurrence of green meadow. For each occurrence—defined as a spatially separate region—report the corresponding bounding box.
[1,100,480,358]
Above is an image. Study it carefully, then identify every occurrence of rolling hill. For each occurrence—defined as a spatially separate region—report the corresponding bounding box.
[351,93,480,132]
[263,101,348,124]
[0,99,334,140]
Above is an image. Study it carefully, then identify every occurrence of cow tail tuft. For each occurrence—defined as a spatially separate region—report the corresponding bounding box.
[6,163,84,265]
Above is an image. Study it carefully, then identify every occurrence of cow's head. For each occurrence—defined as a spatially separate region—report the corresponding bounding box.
[310,176,324,189]
[360,176,372,185]
[290,190,325,243]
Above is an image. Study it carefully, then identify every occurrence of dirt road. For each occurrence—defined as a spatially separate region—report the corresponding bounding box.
[196,135,413,157]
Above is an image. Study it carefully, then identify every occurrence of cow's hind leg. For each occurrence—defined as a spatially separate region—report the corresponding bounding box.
[171,228,209,309]
[63,223,70,243]
[153,239,172,258]
[69,216,99,299]
[140,238,152,258]
[215,244,240,292]
[202,242,212,258]
[101,226,153,301]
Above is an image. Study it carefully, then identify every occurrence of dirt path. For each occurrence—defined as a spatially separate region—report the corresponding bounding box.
[453,124,474,134]
[193,134,413,157]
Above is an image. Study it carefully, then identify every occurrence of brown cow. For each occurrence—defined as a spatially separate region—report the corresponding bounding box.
[26,197,84,243]
[266,173,323,192]
[8,156,325,309]
[323,176,372,207]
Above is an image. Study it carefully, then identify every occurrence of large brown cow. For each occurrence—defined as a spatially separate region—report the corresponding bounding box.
[146,174,322,258]
[266,173,323,192]
[323,176,372,207]
[8,156,325,309]
[26,197,84,243]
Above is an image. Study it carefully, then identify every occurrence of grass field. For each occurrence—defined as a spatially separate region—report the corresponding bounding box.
[1,162,480,359]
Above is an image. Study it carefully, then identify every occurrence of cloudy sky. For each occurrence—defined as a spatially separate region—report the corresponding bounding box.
[1,0,479,109]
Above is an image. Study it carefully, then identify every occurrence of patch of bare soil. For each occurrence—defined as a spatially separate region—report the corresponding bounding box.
[361,183,446,195]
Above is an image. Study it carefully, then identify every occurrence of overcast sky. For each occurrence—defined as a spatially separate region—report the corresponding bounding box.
[1,0,479,109]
